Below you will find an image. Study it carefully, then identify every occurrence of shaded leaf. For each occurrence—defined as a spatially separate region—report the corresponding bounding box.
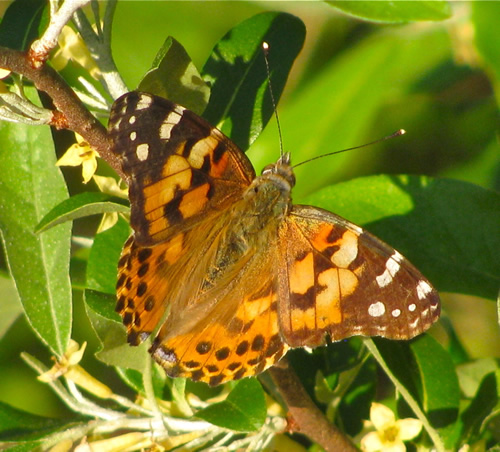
[202,11,305,151]
[0,0,46,51]
[460,370,500,443]
[139,36,210,114]
[366,338,444,451]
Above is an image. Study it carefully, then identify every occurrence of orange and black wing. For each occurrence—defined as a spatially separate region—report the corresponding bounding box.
[108,91,255,246]
[277,205,440,348]
[109,92,256,346]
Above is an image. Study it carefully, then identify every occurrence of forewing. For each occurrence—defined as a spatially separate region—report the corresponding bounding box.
[278,205,440,348]
[108,91,255,245]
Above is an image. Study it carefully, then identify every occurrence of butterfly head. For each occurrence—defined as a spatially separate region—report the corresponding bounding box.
[260,151,296,188]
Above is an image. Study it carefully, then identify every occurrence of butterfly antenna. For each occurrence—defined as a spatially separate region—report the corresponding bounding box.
[262,42,285,158]
[293,129,406,168]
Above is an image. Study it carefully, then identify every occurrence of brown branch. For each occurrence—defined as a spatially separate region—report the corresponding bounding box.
[0,45,124,180]
[269,359,358,452]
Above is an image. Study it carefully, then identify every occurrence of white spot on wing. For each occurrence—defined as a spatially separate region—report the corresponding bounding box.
[130,131,137,141]
[408,303,416,312]
[368,301,385,317]
[136,143,149,161]
[160,109,184,140]
[392,308,401,318]
[136,95,152,110]
[409,317,420,329]
[376,252,401,288]
[417,280,432,300]
[129,115,136,124]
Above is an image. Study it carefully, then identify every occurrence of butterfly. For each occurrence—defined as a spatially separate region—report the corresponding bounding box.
[108,91,440,386]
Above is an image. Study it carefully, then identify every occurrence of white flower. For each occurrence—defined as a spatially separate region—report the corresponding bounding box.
[361,403,423,452]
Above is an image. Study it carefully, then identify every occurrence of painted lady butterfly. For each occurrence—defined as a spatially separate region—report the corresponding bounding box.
[109,91,440,386]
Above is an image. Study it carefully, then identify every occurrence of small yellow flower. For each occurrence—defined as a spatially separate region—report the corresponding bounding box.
[51,25,99,78]
[361,403,423,452]
[39,340,112,399]
[57,133,98,183]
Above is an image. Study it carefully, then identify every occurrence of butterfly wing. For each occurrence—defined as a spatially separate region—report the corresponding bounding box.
[277,205,440,348]
[149,243,288,386]
[116,198,288,385]
[108,92,255,246]
[110,92,256,346]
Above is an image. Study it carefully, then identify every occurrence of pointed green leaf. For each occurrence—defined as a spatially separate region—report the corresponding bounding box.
[139,36,210,114]
[35,192,129,233]
[202,12,305,151]
[0,87,71,357]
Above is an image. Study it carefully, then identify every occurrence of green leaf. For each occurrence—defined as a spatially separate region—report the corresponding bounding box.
[0,400,67,439]
[472,2,500,102]
[328,1,452,23]
[0,0,46,51]
[409,335,460,448]
[202,11,305,151]
[338,359,376,436]
[86,216,130,295]
[196,378,266,431]
[0,87,71,357]
[366,338,445,452]
[85,289,149,373]
[35,192,129,233]
[138,36,210,114]
[460,370,500,443]
[0,275,22,340]
[457,358,499,399]
[115,366,169,400]
[84,218,149,372]
[304,175,500,300]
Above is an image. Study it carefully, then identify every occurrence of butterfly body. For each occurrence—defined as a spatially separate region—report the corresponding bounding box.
[109,91,440,386]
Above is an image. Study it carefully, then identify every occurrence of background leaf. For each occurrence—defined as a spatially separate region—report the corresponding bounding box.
[304,175,500,300]
[328,1,452,23]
